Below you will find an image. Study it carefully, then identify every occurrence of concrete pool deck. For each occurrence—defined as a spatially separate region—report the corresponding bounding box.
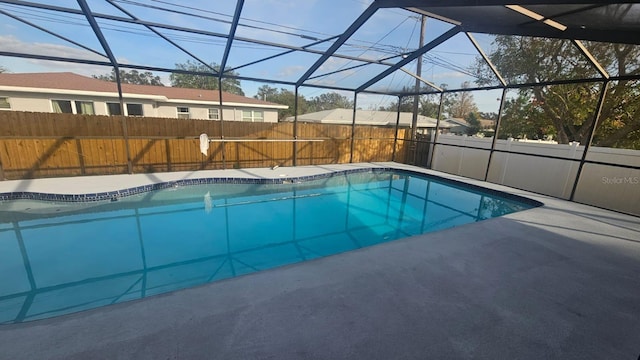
[1,162,639,359]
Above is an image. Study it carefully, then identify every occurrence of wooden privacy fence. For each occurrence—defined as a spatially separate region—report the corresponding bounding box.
[0,112,409,180]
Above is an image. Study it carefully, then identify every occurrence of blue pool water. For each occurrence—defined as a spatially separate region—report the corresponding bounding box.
[0,170,538,324]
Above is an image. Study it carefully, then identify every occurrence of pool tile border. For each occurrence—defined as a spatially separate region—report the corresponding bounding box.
[0,166,543,207]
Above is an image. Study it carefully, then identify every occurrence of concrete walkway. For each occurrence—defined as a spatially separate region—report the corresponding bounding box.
[1,163,639,359]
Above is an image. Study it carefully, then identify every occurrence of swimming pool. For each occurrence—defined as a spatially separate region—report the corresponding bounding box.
[0,169,539,324]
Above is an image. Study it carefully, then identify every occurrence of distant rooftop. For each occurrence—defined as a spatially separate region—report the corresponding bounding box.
[285,108,451,128]
[0,72,287,108]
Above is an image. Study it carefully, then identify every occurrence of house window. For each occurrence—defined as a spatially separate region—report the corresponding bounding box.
[126,103,143,116]
[108,103,142,116]
[0,97,10,109]
[52,100,73,113]
[75,101,95,115]
[107,102,122,116]
[177,107,190,119]
[242,110,264,122]
[208,108,220,120]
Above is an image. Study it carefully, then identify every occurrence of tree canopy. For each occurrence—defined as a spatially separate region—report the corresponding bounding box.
[378,84,478,121]
[254,85,354,120]
[170,60,244,96]
[473,36,640,148]
[443,82,479,119]
[465,112,482,136]
[255,85,306,120]
[308,92,354,111]
[93,69,164,86]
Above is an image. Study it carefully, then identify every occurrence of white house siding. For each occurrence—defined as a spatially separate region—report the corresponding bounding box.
[0,91,52,113]
[0,91,280,121]
[154,104,279,122]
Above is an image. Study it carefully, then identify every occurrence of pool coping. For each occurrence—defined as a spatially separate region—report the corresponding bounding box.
[0,162,543,208]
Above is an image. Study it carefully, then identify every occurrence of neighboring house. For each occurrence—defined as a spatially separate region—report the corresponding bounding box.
[443,118,470,135]
[285,108,451,133]
[444,118,496,135]
[0,72,287,122]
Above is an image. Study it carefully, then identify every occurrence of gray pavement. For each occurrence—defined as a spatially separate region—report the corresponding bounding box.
[1,164,639,359]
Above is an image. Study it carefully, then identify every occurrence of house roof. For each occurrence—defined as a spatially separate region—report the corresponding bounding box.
[0,72,287,108]
[285,108,451,128]
[445,117,496,128]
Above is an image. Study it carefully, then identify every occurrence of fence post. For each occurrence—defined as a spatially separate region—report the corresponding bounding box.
[121,116,133,174]
[562,141,580,198]
[349,93,358,163]
[428,92,445,169]
[75,138,86,175]
[500,138,513,184]
[458,135,466,175]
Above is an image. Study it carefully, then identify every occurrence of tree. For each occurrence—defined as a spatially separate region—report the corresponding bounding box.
[444,81,478,119]
[93,69,163,86]
[170,60,244,95]
[420,94,441,118]
[378,96,414,112]
[473,35,640,148]
[465,112,482,135]
[479,112,499,121]
[308,92,353,112]
[500,93,557,140]
[254,85,307,120]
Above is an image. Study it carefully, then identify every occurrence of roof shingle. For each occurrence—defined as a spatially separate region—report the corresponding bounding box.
[0,72,283,107]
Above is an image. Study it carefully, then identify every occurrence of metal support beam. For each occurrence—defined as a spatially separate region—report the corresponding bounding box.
[484,88,507,181]
[410,15,426,165]
[392,96,402,162]
[356,26,461,93]
[466,32,506,86]
[77,0,132,174]
[218,78,227,170]
[293,86,299,166]
[427,92,445,169]
[573,40,610,79]
[349,93,358,163]
[307,53,402,81]
[76,0,118,81]
[219,0,244,76]
[297,2,379,86]
[0,0,395,69]
[0,9,106,58]
[400,68,443,92]
[570,81,609,201]
[105,0,217,73]
[227,36,340,73]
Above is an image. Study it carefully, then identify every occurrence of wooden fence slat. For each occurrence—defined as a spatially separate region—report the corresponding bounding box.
[0,111,405,179]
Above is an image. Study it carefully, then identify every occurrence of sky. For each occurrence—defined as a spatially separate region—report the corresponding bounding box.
[0,0,504,113]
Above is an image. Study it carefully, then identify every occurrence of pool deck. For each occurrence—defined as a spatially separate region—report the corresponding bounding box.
[1,162,639,359]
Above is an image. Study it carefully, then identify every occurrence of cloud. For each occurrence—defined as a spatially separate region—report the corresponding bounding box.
[318,57,351,72]
[277,65,306,78]
[0,34,106,61]
[0,35,112,76]
[429,71,468,80]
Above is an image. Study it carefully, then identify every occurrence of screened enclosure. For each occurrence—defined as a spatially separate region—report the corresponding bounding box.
[0,0,639,215]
